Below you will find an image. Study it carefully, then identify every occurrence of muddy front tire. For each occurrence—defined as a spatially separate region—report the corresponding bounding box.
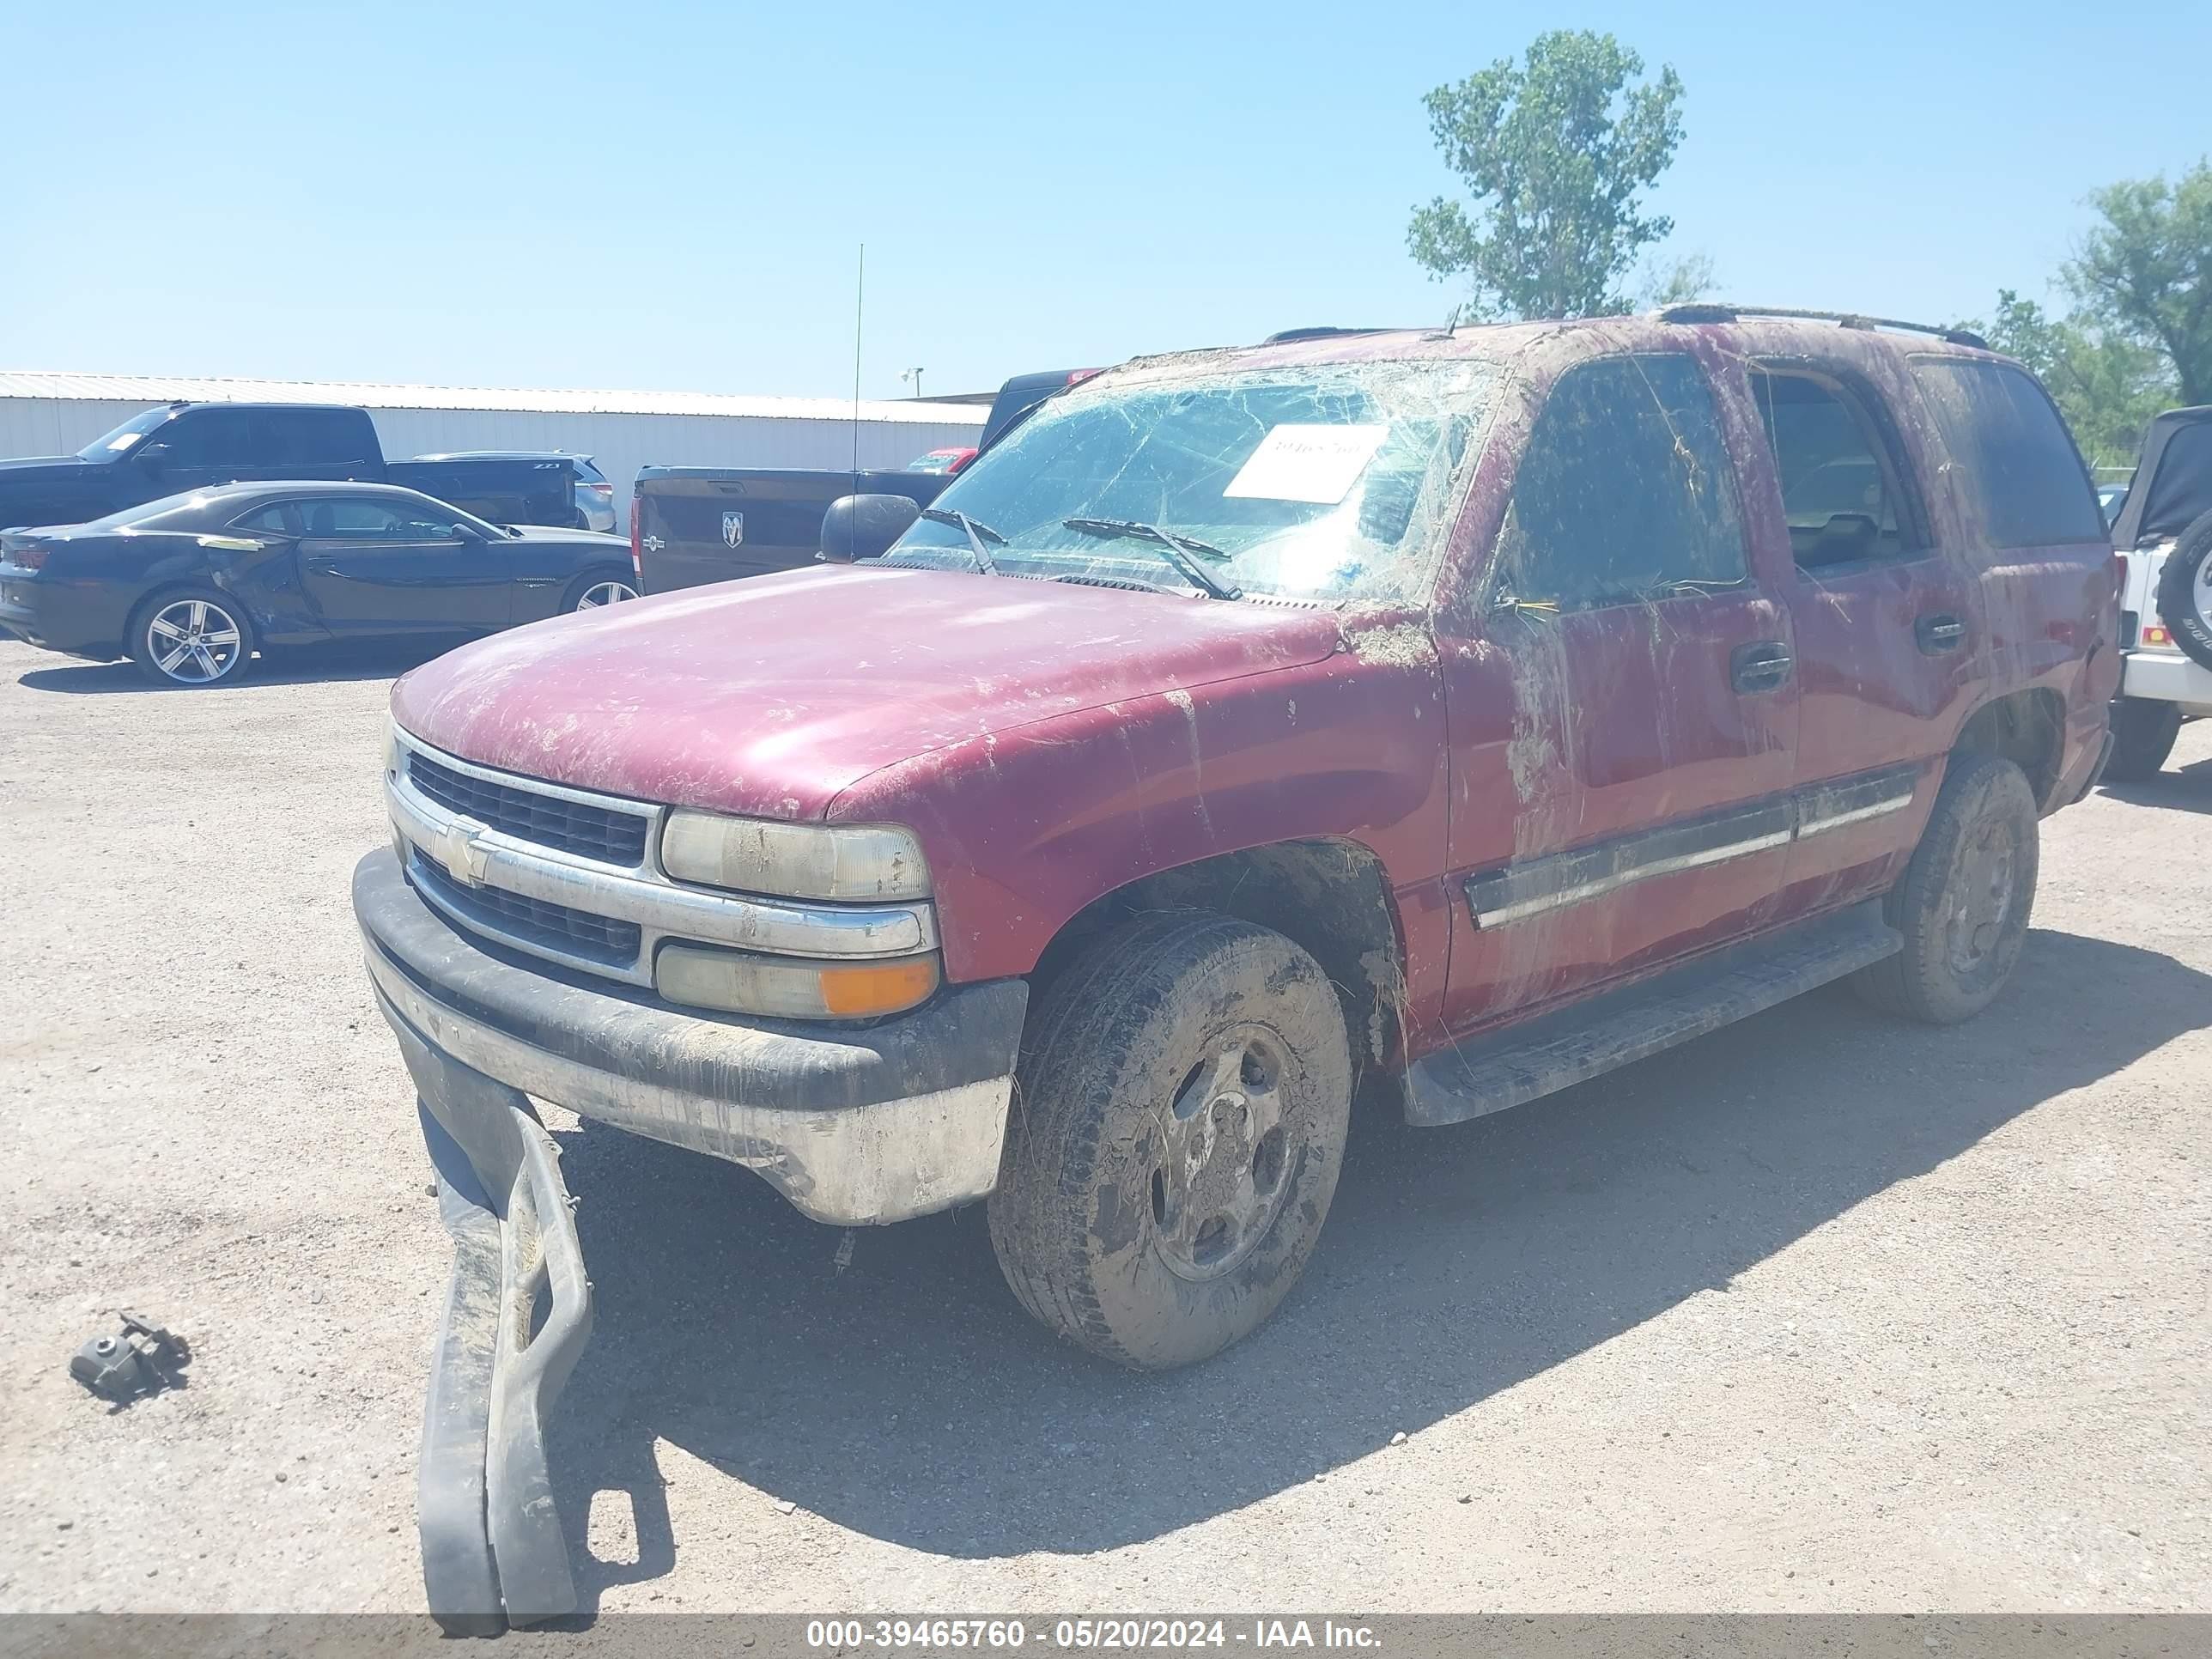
[1852,751,2039,1024]
[988,913,1352,1370]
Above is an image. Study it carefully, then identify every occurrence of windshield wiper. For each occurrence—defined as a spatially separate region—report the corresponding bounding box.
[919,507,1004,575]
[1060,518,1240,600]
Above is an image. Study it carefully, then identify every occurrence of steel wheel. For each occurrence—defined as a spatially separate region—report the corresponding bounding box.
[1852,750,2039,1024]
[574,580,637,611]
[989,913,1352,1370]
[1944,821,2016,975]
[143,597,246,684]
[1151,1026,1295,1280]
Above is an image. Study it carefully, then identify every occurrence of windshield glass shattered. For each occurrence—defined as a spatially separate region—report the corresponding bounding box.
[880,359,1504,602]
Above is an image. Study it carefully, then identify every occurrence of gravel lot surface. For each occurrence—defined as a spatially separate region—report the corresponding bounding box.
[1,634,2206,1620]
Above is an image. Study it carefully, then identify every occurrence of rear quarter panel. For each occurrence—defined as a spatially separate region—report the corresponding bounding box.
[33,532,316,650]
[1895,356,2121,806]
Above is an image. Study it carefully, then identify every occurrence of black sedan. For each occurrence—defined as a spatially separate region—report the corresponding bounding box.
[0,482,638,687]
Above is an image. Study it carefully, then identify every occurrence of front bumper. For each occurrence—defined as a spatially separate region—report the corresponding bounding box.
[355,846,1027,1225]
[357,845,1029,1629]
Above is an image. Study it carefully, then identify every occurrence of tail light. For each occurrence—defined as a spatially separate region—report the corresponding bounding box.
[11,542,52,570]
[629,496,643,581]
[2113,552,2127,599]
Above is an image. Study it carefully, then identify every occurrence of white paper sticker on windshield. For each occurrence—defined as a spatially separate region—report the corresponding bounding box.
[1223,423,1389,505]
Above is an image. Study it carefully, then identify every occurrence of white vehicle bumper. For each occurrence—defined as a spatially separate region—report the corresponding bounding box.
[2120,648,2212,715]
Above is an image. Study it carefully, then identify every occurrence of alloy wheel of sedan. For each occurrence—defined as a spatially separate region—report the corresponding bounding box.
[144,598,246,684]
[574,580,638,611]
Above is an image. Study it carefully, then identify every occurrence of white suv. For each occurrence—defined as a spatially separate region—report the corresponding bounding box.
[2105,406,2212,781]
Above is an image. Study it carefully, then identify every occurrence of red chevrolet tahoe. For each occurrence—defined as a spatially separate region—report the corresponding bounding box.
[351,306,2119,1627]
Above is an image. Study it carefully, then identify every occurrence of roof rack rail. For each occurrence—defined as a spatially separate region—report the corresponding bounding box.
[1260,326,1405,344]
[1654,303,1988,351]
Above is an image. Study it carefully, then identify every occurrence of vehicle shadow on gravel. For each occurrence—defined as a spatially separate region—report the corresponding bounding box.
[2100,755,2212,817]
[544,926,2210,1612]
[15,641,452,693]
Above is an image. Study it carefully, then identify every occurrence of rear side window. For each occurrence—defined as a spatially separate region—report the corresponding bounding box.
[232,501,302,534]
[570,458,606,484]
[1495,355,1748,610]
[1752,366,1928,569]
[264,408,377,467]
[1909,359,2105,548]
[299,498,462,538]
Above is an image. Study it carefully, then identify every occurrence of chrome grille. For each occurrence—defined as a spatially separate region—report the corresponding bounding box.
[411,852,642,967]
[407,750,648,866]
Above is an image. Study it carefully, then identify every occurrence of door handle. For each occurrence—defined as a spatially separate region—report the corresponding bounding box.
[1730,640,1793,694]
[1916,612,1966,654]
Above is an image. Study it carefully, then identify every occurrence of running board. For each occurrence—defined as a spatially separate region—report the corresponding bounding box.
[1405,901,1901,1127]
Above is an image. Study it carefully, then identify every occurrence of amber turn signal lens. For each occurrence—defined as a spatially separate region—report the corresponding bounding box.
[656,944,939,1019]
[817,957,942,1018]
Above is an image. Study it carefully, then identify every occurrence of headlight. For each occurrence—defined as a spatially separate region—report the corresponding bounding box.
[660,811,932,901]
[658,945,940,1019]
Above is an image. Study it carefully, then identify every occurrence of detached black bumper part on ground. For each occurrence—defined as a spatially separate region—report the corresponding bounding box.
[386,1011,592,1632]
[349,846,1030,1626]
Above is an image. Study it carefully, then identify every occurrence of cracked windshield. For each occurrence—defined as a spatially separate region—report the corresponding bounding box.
[883,360,1503,602]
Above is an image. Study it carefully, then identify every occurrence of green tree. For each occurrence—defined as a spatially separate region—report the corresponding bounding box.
[2064,161,2212,407]
[1957,289,2174,469]
[1643,251,1717,307]
[1408,31,1685,320]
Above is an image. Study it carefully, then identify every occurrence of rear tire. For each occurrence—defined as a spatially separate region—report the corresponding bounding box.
[2102,696,2181,782]
[988,913,1352,1370]
[1852,751,2039,1024]
[127,587,255,687]
[2154,508,2212,672]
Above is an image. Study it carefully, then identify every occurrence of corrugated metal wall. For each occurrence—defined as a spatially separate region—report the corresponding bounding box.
[0,398,985,531]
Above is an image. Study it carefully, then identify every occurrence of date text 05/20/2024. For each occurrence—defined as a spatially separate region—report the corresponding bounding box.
[804,1618,1382,1650]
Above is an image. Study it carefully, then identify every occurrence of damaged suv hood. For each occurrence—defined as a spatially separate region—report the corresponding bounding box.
[391,563,1343,819]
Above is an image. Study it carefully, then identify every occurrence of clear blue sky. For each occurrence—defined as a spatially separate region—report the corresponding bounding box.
[6,0,2205,400]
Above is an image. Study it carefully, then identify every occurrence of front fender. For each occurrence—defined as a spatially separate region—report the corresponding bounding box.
[831,637,1451,985]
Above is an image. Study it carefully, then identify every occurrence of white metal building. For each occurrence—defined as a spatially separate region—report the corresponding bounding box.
[0,370,988,531]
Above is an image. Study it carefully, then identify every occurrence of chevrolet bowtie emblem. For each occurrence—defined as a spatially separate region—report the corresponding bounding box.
[435,822,491,886]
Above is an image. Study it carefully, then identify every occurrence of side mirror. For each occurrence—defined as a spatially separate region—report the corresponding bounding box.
[449,519,487,543]
[820,493,920,564]
[134,441,173,470]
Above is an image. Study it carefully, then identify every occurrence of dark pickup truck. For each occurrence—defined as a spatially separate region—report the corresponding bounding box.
[632,368,1094,592]
[0,401,600,533]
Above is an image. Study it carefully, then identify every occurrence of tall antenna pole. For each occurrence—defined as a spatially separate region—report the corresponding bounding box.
[851,244,865,483]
